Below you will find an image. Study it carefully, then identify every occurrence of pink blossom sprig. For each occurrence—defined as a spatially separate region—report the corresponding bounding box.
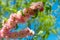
[0,2,44,39]
[1,27,34,38]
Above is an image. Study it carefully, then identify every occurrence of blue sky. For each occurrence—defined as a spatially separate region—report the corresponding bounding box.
[47,0,60,40]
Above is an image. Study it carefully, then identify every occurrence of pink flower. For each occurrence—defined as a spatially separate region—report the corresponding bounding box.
[24,27,35,36]
[16,11,26,23]
[17,11,22,20]
[0,27,35,38]
[0,31,2,38]
[17,15,26,23]
[30,2,44,11]
[17,11,29,23]
[0,26,10,37]
[23,8,35,16]
[7,32,19,38]
[10,13,18,23]
[7,20,17,30]
[30,4,37,10]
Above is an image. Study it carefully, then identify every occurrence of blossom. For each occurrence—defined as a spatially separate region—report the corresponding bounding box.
[23,8,35,16]
[0,31,2,38]
[1,28,9,37]
[3,27,35,38]
[0,2,45,38]
[28,30,35,36]
[10,13,18,23]
[30,2,44,11]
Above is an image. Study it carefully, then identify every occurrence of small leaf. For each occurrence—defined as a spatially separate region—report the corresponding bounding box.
[32,10,38,19]
[42,34,49,39]
[53,0,56,2]
[15,24,18,30]
[38,30,43,35]
[33,36,38,40]
[51,29,57,34]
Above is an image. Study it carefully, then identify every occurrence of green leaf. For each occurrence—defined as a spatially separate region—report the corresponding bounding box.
[0,23,2,28]
[32,13,38,19]
[41,0,47,3]
[15,24,18,30]
[10,8,17,13]
[36,25,43,33]
[53,0,56,2]
[38,30,43,35]
[39,15,55,27]
[32,10,39,19]
[51,29,57,34]
[42,34,49,39]
[2,38,4,40]
[33,36,38,40]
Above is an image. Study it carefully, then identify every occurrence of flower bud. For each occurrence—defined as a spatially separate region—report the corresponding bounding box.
[29,30,35,36]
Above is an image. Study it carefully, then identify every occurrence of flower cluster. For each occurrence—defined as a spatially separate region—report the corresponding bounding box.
[30,2,44,11]
[0,2,44,39]
[1,27,34,38]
